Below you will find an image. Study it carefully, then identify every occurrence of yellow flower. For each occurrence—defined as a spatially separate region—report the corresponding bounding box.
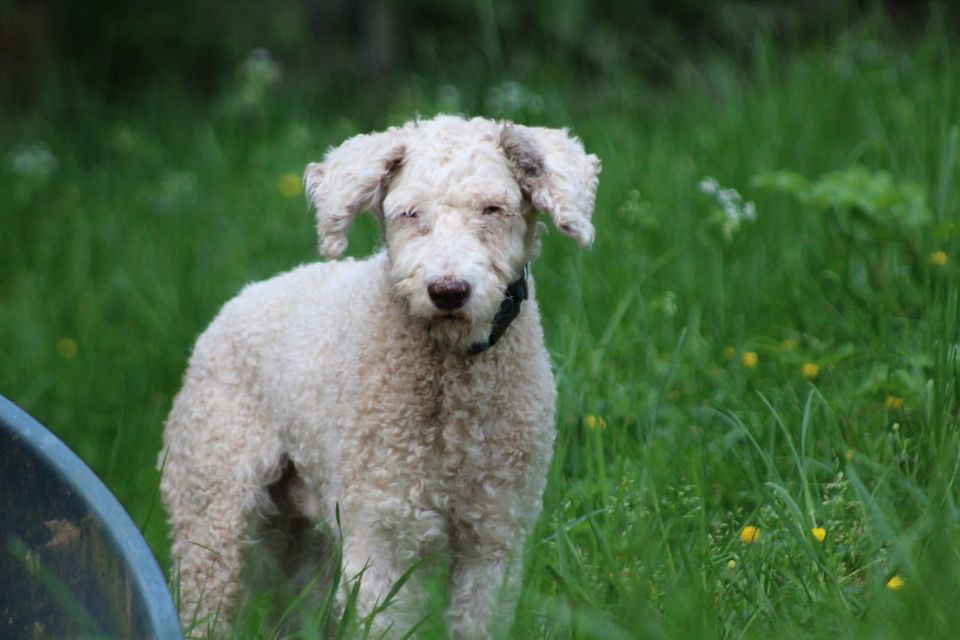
[726,559,737,569]
[886,574,905,591]
[930,251,948,266]
[740,525,760,544]
[802,363,820,380]
[722,346,737,360]
[811,527,826,542]
[585,415,607,431]
[57,337,78,361]
[781,338,799,351]
[885,395,904,410]
[277,173,302,198]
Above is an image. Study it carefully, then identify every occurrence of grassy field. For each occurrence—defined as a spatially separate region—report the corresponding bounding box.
[3,8,960,639]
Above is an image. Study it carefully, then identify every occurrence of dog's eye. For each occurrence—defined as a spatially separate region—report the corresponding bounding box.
[482,204,504,216]
[399,208,418,219]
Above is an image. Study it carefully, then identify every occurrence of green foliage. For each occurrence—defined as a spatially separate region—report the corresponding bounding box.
[752,166,932,228]
[2,6,960,639]
[750,163,939,326]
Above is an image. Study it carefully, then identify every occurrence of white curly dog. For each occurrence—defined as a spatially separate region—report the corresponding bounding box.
[160,114,600,638]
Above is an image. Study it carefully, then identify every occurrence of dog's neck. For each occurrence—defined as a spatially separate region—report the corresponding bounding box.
[467,265,529,356]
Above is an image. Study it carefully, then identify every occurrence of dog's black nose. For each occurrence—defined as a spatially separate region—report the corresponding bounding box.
[428,278,471,310]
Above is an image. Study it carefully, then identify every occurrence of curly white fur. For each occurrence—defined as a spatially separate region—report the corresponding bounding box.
[160,115,600,638]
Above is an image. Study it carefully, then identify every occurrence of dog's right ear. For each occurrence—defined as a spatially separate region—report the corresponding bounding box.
[304,129,406,259]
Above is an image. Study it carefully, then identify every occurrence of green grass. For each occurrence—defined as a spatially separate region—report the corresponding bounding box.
[3,8,960,639]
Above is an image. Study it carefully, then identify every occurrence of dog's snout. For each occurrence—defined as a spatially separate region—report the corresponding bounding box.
[428,278,471,310]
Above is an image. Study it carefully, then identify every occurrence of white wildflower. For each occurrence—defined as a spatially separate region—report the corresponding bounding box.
[6,143,58,181]
[485,81,544,116]
[698,177,719,195]
[225,48,282,113]
[651,291,677,316]
[240,48,282,90]
[618,189,658,229]
[698,175,758,241]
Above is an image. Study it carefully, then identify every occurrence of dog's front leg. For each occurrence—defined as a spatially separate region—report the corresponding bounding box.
[443,404,553,638]
[337,503,431,637]
[446,525,526,640]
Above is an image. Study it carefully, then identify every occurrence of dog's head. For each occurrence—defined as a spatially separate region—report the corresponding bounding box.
[304,115,600,349]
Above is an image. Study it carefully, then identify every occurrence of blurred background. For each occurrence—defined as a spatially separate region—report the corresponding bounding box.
[0,0,938,106]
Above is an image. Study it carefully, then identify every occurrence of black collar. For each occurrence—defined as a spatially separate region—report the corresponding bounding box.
[468,265,529,355]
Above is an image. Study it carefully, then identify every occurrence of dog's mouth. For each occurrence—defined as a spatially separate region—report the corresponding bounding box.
[432,311,467,321]
[424,307,494,349]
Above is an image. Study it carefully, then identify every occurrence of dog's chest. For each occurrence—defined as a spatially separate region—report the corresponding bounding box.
[416,355,501,467]
[360,351,508,487]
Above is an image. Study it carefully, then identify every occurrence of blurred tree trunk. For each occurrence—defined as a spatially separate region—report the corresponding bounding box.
[362,0,395,79]
[0,3,54,109]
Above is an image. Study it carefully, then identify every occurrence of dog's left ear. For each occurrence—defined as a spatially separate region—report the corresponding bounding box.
[500,124,601,247]
[304,128,406,259]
